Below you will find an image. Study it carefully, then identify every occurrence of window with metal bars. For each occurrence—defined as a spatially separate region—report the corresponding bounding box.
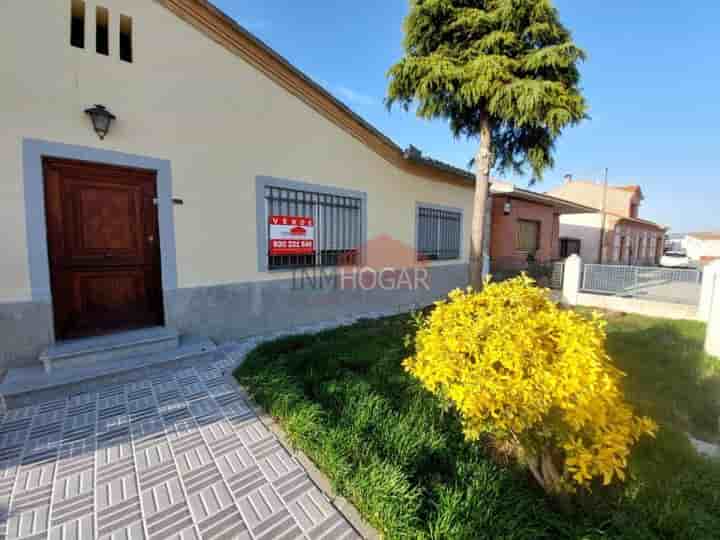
[264,185,363,270]
[416,206,462,261]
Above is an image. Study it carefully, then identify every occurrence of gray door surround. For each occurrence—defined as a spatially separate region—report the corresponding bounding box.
[1,139,179,367]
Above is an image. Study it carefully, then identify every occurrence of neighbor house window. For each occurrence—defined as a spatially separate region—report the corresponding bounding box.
[70,0,85,49]
[96,6,109,55]
[120,15,133,63]
[517,220,540,253]
[416,206,462,261]
[264,184,363,270]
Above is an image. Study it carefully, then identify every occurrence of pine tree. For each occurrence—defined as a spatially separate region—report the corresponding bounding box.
[387,0,588,288]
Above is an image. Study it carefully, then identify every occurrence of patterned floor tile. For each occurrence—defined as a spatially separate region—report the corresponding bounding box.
[97,520,144,540]
[308,512,360,540]
[50,492,93,528]
[52,466,93,502]
[48,513,94,540]
[226,463,268,502]
[6,506,50,540]
[142,478,195,540]
[97,496,143,539]
[274,469,315,504]
[135,441,173,472]
[196,504,250,540]
[238,484,303,540]
[96,440,132,468]
[257,446,301,482]
[289,486,361,540]
[0,356,361,540]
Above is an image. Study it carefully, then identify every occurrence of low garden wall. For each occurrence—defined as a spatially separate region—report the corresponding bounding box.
[575,292,698,321]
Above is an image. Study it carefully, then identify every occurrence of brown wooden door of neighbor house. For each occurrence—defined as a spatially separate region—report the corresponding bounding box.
[43,158,164,340]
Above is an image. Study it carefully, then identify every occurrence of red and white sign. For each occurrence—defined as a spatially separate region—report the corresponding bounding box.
[269,215,315,255]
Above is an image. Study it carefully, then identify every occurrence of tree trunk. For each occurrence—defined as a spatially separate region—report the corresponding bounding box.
[469,113,492,289]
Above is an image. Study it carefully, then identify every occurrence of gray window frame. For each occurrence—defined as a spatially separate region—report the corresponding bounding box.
[256,176,368,272]
[415,202,464,262]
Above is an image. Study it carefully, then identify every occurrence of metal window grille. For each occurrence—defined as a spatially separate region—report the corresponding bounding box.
[417,207,461,261]
[265,185,363,270]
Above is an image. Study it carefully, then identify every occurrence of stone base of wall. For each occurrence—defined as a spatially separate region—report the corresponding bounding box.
[575,292,699,321]
[0,300,53,369]
[0,264,469,369]
[166,264,469,343]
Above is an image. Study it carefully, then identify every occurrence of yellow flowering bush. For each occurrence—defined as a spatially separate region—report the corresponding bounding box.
[404,276,657,494]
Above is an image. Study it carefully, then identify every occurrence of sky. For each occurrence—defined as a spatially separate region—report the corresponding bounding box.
[214,1,720,234]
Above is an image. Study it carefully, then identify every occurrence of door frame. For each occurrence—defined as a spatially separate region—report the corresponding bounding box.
[22,139,178,343]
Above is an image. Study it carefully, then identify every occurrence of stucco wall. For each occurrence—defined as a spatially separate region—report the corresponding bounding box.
[547,181,638,217]
[0,0,479,367]
[559,214,664,265]
[490,196,559,265]
[558,213,603,263]
[0,0,474,302]
[687,238,720,261]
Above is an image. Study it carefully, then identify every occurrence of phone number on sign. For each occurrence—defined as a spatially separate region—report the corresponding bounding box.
[270,239,314,255]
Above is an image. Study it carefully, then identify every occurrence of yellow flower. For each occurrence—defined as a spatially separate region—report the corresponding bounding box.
[404,276,657,491]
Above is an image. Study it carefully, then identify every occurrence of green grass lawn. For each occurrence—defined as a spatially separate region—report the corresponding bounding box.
[236,311,720,539]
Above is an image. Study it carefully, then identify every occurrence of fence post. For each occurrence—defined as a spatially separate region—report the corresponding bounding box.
[561,255,582,306]
[705,271,720,358]
[699,261,720,322]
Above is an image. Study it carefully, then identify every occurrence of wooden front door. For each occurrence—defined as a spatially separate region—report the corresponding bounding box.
[44,158,165,340]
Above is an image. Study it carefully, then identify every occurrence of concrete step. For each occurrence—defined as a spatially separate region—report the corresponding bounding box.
[39,327,180,373]
[2,336,217,407]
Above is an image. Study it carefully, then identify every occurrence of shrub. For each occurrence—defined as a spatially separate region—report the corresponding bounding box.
[403,276,657,495]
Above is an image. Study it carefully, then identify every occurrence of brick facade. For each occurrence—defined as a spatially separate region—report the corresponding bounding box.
[490,196,560,268]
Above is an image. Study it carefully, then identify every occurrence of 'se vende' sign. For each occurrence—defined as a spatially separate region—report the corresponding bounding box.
[269,216,315,255]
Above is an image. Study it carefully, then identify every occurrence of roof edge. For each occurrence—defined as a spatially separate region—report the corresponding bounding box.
[157,0,475,189]
[491,183,598,213]
[687,232,720,240]
[609,212,668,230]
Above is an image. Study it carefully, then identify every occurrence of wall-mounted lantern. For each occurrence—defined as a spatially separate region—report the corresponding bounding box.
[84,105,116,140]
[504,198,512,215]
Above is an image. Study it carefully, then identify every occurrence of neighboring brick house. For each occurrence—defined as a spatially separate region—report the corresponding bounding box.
[488,181,596,272]
[546,176,667,265]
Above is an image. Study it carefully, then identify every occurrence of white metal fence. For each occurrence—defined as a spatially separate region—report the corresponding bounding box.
[550,262,565,290]
[581,264,702,305]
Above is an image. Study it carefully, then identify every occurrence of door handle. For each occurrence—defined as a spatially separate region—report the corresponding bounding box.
[104,253,112,258]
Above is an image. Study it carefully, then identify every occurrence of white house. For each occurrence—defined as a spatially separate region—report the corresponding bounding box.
[0,0,484,369]
[686,233,720,264]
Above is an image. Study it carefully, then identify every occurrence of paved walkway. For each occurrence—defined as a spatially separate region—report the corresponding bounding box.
[0,352,361,540]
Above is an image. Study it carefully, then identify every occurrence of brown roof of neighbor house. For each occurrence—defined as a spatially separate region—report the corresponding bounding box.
[491,181,597,214]
[158,0,475,188]
[688,232,720,240]
[616,185,642,193]
[557,179,644,198]
[607,212,667,230]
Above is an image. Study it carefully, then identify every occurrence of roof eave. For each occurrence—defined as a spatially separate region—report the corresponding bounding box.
[615,216,668,230]
[492,185,597,214]
[158,0,475,189]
